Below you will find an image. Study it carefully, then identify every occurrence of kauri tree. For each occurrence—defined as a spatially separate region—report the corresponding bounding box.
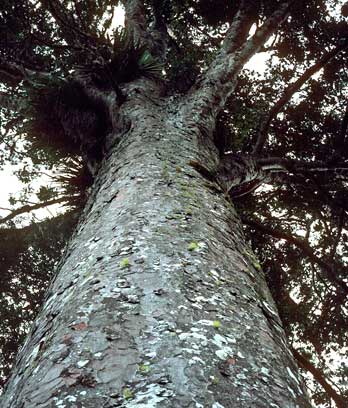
[0,0,348,407]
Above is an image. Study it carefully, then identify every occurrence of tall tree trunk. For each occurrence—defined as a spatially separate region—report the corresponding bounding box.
[1,88,311,407]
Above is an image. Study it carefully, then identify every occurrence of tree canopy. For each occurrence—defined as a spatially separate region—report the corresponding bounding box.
[1,0,348,406]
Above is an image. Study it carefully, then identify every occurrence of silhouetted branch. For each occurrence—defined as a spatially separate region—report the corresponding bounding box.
[242,216,348,295]
[45,0,93,43]
[291,347,347,408]
[330,209,345,261]
[0,57,54,86]
[253,44,347,155]
[0,197,70,224]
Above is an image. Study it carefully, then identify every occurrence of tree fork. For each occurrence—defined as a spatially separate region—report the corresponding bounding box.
[1,87,311,407]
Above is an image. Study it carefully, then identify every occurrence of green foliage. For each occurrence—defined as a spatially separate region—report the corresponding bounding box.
[107,28,163,83]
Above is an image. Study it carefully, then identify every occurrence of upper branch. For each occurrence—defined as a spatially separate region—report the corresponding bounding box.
[253,44,347,155]
[230,1,292,72]
[123,0,149,45]
[221,1,257,55]
[123,0,168,61]
[182,1,293,139]
[0,58,36,87]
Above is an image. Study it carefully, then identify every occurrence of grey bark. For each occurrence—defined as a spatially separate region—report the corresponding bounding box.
[1,80,311,407]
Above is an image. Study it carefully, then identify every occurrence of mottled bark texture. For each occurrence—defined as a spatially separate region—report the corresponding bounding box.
[1,82,311,407]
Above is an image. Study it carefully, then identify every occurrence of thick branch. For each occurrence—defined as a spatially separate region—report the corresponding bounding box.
[253,44,347,155]
[123,0,151,45]
[291,347,347,408]
[257,156,348,178]
[221,1,257,54]
[242,216,348,295]
[123,0,168,60]
[0,57,54,87]
[235,2,292,70]
[148,0,171,59]
[0,197,69,224]
[217,154,268,195]
[182,2,293,139]
[217,153,348,197]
